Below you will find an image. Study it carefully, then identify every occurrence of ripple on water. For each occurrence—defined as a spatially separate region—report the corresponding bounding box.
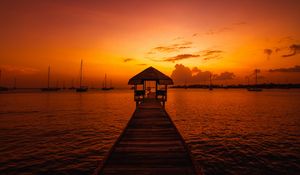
[167,89,300,175]
[0,89,299,175]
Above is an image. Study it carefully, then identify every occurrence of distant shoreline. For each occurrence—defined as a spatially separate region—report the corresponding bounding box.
[1,84,300,92]
[171,83,300,89]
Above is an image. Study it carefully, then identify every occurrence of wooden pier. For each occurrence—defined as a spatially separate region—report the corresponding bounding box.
[95,99,200,175]
[95,67,201,175]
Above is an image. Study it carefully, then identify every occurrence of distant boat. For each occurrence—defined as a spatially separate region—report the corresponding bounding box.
[76,87,88,92]
[76,59,88,92]
[247,87,262,91]
[0,70,8,91]
[41,66,60,91]
[248,69,262,92]
[102,74,113,90]
[68,79,76,90]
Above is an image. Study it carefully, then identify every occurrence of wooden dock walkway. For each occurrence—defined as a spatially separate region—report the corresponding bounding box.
[95,99,201,175]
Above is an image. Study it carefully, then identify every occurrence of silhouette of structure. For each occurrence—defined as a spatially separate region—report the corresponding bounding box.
[41,66,60,91]
[95,67,201,175]
[128,66,173,107]
[102,74,113,90]
[0,69,8,91]
[247,69,262,91]
[76,59,88,92]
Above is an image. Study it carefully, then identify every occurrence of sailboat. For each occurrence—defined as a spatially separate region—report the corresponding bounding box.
[247,69,262,91]
[0,70,8,91]
[41,66,60,91]
[209,73,213,90]
[102,74,114,90]
[76,59,88,92]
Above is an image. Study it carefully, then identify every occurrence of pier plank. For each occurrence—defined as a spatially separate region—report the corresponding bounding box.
[95,100,200,175]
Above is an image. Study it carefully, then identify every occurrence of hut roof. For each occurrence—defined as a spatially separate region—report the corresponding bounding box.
[128,66,174,85]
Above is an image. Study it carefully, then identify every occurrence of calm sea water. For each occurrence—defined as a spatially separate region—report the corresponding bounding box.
[0,89,299,175]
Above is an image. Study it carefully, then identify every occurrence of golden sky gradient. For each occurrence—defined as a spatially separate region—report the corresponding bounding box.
[0,0,300,87]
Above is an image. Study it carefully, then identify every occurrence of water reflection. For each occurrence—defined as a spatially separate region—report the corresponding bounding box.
[167,89,300,175]
[0,90,134,175]
[0,89,299,174]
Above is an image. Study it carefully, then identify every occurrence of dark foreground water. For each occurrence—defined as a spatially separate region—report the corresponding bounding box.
[0,89,299,175]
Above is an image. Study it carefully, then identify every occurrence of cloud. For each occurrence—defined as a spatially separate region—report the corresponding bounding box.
[200,50,223,60]
[282,44,300,57]
[173,36,184,41]
[205,22,246,36]
[154,46,178,52]
[152,41,192,53]
[0,65,38,75]
[214,72,235,80]
[275,48,281,53]
[191,67,201,74]
[146,51,155,55]
[137,63,147,66]
[264,49,273,59]
[192,67,212,82]
[164,54,200,62]
[170,64,235,85]
[150,48,223,62]
[123,58,134,62]
[269,65,300,73]
[170,64,193,84]
[205,27,231,35]
[201,50,223,56]
[192,33,198,37]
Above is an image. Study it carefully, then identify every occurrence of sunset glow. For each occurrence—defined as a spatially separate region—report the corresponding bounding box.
[1,0,300,87]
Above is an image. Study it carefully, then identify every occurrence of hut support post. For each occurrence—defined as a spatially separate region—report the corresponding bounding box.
[134,84,138,106]
[165,85,168,101]
[143,81,145,99]
[155,81,158,99]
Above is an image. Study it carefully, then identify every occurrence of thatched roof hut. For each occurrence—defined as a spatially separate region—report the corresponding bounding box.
[128,67,173,85]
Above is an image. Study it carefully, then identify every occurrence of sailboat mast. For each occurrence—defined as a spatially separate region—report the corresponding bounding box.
[80,60,83,88]
[48,65,50,88]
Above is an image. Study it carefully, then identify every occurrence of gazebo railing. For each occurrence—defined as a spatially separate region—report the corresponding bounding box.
[156,90,167,101]
[134,90,145,103]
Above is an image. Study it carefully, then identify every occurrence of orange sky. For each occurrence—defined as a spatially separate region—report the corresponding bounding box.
[0,0,300,87]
